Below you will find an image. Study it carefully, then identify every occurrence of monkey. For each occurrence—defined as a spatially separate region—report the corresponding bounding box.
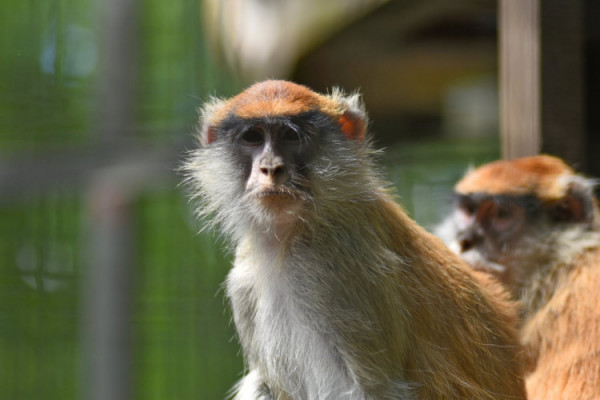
[435,154,600,399]
[183,80,526,400]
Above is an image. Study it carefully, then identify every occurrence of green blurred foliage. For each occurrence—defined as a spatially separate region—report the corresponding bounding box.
[0,0,243,398]
[133,191,242,400]
[0,194,81,399]
[0,0,95,149]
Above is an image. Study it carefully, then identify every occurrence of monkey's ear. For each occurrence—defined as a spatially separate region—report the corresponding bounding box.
[338,110,366,141]
[198,97,227,147]
[330,89,368,141]
[551,177,598,223]
[200,124,217,147]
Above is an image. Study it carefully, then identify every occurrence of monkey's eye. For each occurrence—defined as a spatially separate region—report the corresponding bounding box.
[458,198,477,216]
[496,207,512,219]
[240,129,264,145]
[280,129,302,144]
[491,204,524,232]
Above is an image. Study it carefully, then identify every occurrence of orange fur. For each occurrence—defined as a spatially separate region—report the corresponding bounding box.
[455,155,575,202]
[209,80,345,125]
[522,248,600,399]
[450,155,600,399]
[377,198,526,399]
[338,111,365,140]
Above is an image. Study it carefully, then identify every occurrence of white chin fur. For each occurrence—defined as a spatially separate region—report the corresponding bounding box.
[461,250,506,273]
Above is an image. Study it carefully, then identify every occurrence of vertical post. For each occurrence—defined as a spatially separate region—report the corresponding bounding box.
[95,0,138,144]
[499,0,584,165]
[498,0,541,159]
[83,179,134,400]
[83,0,138,398]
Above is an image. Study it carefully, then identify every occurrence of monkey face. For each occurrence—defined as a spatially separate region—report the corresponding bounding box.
[186,80,370,237]
[235,120,314,212]
[454,195,531,251]
[446,194,543,283]
[205,112,330,228]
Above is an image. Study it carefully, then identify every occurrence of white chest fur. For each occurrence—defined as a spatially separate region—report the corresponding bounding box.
[227,237,366,400]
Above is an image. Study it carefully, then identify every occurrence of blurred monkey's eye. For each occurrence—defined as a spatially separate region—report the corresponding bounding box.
[241,129,264,145]
[458,198,477,216]
[490,203,524,232]
[496,206,512,219]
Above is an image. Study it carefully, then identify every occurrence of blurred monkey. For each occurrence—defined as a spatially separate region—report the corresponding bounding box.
[437,154,600,399]
[184,80,525,400]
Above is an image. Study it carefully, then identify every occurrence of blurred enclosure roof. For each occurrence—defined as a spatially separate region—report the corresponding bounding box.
[203,0,498,141]
[203,0,496,82]
[203,0,388,81]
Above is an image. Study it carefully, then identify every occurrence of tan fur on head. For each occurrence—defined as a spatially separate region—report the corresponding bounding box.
[207,80,357,125]
[199,80,367,145]
[455,154,576,202]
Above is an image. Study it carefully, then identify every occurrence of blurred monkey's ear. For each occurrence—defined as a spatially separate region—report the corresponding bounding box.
[550,177,598,223]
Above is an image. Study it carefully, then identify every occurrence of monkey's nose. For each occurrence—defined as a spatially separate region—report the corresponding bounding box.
[259,164,289,185]
[459,238,474,253]
[260,165,284,177]
[457,229,482,253]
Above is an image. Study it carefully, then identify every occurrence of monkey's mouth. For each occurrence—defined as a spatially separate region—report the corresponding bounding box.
[461,250,506,274]
[250,182,307,198]
[249,186,309,209]
[257,189,287,196]
[255,188,299,199]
